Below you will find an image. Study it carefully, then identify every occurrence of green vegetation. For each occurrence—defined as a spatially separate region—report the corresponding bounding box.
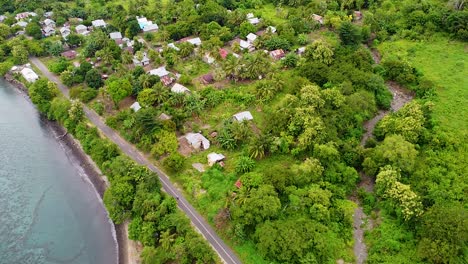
[25,78,219,263]
[379,38,468,133]
[1,0,467,263]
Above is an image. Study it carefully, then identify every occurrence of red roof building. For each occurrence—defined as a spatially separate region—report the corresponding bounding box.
[201,73,214,84]
[269,49,285,60]
[61,50,77,59]
[235,179,242,189]
[219,48,228,59]
[161,75,174,86]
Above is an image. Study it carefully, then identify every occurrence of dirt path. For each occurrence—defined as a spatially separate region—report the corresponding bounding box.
[351,47,414,264]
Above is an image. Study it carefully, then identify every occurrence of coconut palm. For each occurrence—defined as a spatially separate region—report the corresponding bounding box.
[139,74,152,89]
[248,133,271,159]
[121,51,133,64]
[159,230,176,251]
[222,56,240,81]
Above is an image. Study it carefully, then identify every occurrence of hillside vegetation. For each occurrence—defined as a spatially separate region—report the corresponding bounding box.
[0,0,466,263]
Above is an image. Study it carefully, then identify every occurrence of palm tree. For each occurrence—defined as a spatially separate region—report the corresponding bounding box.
[222,56,240,81]
[139,74,152,89]
[96,47,114,65]
[122,51,133,65]
[159,230,176,251]
[153,84,170,105]
[248,133,271,159]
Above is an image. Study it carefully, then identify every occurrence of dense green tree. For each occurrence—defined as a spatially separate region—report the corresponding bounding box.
[233,184,281,226]
[137,89,157,107]
[11,45,29,64]
[106,78,133,105]
[85,69,103,89]
[363,135,418,176]
[239,21,256,38]
[48,41,64,56]
[29,79,58,114]
[255,218,337,263]
[375,166,423,221]
[418,203,467,263]
[339,21,362,46]
[305,39,334,65]
[25,22,42,39]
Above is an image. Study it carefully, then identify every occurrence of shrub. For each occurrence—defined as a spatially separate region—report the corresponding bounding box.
[92,101,105,115]
[163,153,186,172]
[235,156,255,174]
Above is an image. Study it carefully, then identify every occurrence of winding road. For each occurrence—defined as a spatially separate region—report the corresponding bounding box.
[30,57,242,264]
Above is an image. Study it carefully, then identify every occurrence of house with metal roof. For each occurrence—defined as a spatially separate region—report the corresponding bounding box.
[185,133,210,150]
[130,102,141,112]
[148,66,170,77]
[20,68,39,83]
[233,111,254,122]
[91,19,106,28]
[171,83,191,94]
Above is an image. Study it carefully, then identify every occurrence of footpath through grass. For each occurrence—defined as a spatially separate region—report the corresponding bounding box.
[379,37,468,134]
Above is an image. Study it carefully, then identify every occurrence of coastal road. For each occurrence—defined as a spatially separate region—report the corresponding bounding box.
[30,57,242,264]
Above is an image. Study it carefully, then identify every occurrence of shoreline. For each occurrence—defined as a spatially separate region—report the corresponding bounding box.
[3,75,129,264]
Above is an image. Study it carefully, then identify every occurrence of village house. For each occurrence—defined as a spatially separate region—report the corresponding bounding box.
[248,17,260,25]
[270,49,285,60]
[109,32,122,41]
[246,13,260,25]
[267,26,277,33]
[186,37,202,46]
[14,21,28,28]
[201,73,214,84]
[42,26,55,37]
[137,16,159,32]
[207,153,225,166]
[15,12,36,21]
[61,50,77,60]
[233,111,254,122]
[133,52,150,66]
[159,113,172,121]
[168,43,180,51]
[137,16,150,29]
[171,83,190,94]
[20,68,39,83]
[91,19,106,28]
[185,133,210,150]
[219,48,228,59]
[297,46,306,55]
[143,23,159,32]
[148,66,170,78]
[42,19,55,27]
[161,75,175,86]
[354,11,363,20]
[130,102,141,112]
[203,53,215,64]
[239,40,254,51]
[312,14,324,25]
[246,33,257,43]
[44,11,53,18]
[75,24,89,35]
[60,27,71,39]
[235,179,242,189]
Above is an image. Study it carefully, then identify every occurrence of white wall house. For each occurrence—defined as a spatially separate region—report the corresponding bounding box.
[20,68,39,83]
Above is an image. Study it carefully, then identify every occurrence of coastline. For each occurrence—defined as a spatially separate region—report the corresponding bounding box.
[3,74,129,264]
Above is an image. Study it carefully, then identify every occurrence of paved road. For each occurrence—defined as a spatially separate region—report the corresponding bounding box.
[31,57,242,264]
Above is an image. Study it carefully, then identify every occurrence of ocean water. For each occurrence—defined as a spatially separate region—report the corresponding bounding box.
[0,79,117,264]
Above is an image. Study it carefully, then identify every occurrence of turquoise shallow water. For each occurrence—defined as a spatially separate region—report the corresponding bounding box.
[0,79,117,264]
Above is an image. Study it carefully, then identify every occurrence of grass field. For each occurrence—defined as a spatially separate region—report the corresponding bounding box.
[379,37,468,134]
